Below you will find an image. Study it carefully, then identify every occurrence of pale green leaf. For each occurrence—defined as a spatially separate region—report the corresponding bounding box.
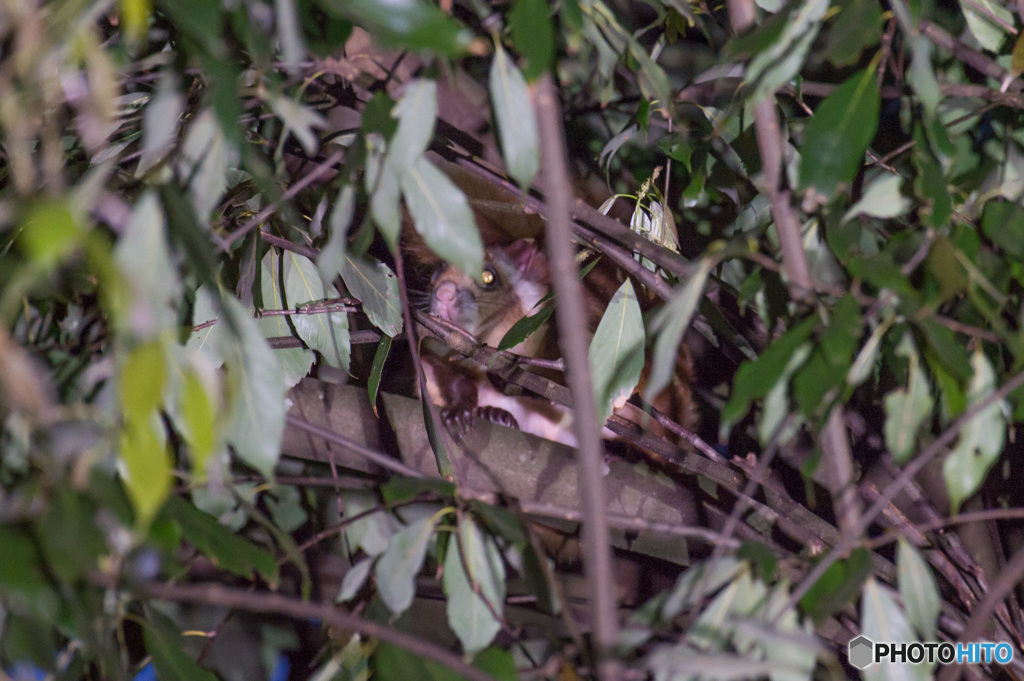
[645,258,712,400]
[374,516,438,615]
[219,295,287,480]
[176,110,235,221]
[843,174,911,222]
[259,250,316,386]
[909,36,941,119]
[280,250,351,371]
[960,0,1013,52]
[318,184,355,283]
[400,157,483,277]
[746,0,829,104]
[489,44,539,188]
[897,540,940,639]
[883,334,934,464]
[943,349,1007,512]
[136,70,184,176]
[338,557,374,603]
[274,0,306,73]
[269,95,327,156]
[341,256,403,337]
[861,578,934,681]
[187,284,226,369]
[115,192,181,337]
[758,343,811,445]
[343,492,395,557]
[590,279,645,422]
[389,80,437,171]
[366,138,402,250]
[443,517,506,655]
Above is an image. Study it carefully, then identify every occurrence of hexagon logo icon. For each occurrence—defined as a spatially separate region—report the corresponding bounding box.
[849,635,874,669]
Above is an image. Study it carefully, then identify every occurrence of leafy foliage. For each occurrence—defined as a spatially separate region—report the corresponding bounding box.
[3,0,1024,679]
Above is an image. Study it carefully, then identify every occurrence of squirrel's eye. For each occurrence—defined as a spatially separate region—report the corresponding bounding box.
[481,267,497,288]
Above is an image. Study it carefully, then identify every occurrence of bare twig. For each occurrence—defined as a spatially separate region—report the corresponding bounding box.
[218,148,346,252]
[533,74,620,680]
[125,580,502,681]
[821,408,862,535]
[783,368,1024,619]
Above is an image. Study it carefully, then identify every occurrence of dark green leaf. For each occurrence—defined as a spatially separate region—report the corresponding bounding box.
[163,495,279,582]
[368,334,392,416]
[37,489,106,583]
[823,0,882,66]
[497,305,553,351]
[510,0,554,80]
[917,317,971,380]
[799,547,871,623]
[144,624,219,681]
[720,317,816,436]
[798,68,880,194]
[981,199,1024,259]
[316,0,472,57]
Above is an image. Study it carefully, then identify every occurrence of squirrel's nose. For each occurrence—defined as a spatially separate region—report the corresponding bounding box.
[434,282,457,305]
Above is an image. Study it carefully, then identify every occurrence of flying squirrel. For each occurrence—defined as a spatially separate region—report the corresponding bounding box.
[408,214,697,448]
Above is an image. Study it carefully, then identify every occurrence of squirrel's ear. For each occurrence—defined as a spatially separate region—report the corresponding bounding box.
[504,240,549,281]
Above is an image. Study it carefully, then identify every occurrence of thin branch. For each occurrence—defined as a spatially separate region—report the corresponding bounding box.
[533,74,620,680]
[821,407,862,535]
[782,368,1024,619]
[726,0,811,298]
[126,580,502,681]
[218,148,346,252]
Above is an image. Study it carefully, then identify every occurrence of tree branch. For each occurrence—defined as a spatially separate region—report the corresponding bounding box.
[533,74,621,680]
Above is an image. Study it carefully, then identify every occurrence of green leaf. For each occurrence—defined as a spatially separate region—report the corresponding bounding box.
[367,140,402,249]
[115,192,182,337]
[472,647,518,681]
[374,515,438,615]
[861,578,935,681]
[341,256,403,337]
[280,249,351,370]
[760,343,810,443]
[489,43,539,188]
[136,70,185,176]
[943,349,1007,512]
[498,305,553,351]
[375,642,466,681]
[120,415,174,528]
[661,557,744,620]
[315,0,472,56]
[883,334,934,464]
[338,557,374,603]
[219,294,288,480]
[400,157,484,277]
[37,489,106,584]
[19,200,83,269]
[269,94,328,156]
[645,258,712,400]
[590,279,645,422]
[442,517,506,655]
[510,0,554,80]
[389,79,438,171]
[799,548,871,623]
[368,334,392,416]
[981,199,1024,259]
[156,0,223,55]
[917,317,971,380]
[144,621,219,681]
[909,35,941,119]
[798,67,880,194]
[960,0,1013,52]
[897,540,940,639]
[721,317,816,437]
[120,341,167,421]
[318,184,355,283]
[164,495,279,582]
[175,109,234,222]
[824,0,882,66]
[745,0,829,104]
[258,251,317,386]
[843,173,910,222]
[187,284,226,367]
